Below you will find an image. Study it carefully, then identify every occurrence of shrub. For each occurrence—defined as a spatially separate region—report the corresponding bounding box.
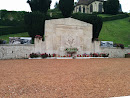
[29,53,40,58]
[0,26,26,36]
[0,39,5,44]
[113,43,124,49]
[48,54,51,57]
[102,14,129,21]
[119,44,124,49]
[41,53,48,58]
[101,53,109,57]
[93,53,99,57]
[0,19,24,26]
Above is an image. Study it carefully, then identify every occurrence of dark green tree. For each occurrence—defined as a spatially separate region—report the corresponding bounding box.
[24,11,45,40]
[59,0,74,18]
[27,0,51,13]
[103,1,107,14]
[104,0,119,15]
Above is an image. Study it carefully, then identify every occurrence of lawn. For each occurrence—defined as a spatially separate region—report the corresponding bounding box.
[0,32,29,43]
[99,17,130,47]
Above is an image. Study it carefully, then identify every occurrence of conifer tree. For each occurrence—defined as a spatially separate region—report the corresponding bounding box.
[59,0,74,18]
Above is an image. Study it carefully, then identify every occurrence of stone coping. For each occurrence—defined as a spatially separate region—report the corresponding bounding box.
[0,44,34,46]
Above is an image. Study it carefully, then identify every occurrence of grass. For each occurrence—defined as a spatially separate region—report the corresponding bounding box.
[99,17,130,47]
[98,14,114,17]
[0,32,29,43]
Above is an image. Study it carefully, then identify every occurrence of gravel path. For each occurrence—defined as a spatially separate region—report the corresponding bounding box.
[0,58,130,98]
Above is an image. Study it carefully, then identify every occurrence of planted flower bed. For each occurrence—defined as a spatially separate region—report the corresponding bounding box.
[125,53,130,58]
[29,53,109,59]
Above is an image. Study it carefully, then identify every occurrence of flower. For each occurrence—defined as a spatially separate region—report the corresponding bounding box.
[35,35,42,39]
[65,48,78,52]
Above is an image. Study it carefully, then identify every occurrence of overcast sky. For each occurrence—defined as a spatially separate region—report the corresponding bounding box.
[0,0,129,13]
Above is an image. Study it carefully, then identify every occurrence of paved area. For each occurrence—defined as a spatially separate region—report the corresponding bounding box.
[0,58,130,98]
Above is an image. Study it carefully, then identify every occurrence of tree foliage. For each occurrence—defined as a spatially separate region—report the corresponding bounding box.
[59,0,74,18]
[54,2,59,10]
[103,0,119,15]
[72,13,103,41]
[27,0,51,13]
[24,11,45,39]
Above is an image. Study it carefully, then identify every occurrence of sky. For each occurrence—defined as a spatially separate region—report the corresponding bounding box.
[0,0,129,13]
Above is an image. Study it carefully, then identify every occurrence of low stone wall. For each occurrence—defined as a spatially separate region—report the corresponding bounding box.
[0,44,34,59]
[0,39,130,59]
[100,47,130,58]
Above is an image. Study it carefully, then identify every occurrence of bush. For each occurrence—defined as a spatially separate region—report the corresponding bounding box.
[0,25,26,36]
[113,43,124,49]
[72,13,103,41]
[41,53,48,58]
[0,19,24,26]
[101,53,109,57]
[102,14,129,21]
[29,53,40,58]
[0,39,6,44]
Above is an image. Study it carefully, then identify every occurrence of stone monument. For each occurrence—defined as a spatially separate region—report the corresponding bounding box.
[44,18,93,56]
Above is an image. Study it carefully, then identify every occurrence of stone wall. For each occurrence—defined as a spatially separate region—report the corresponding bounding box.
[0,44,34,59]
[100,47,130,58]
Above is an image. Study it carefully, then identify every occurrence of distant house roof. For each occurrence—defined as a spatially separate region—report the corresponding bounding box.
[76,0,103,6]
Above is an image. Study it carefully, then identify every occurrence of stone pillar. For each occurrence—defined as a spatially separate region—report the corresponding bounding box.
[94,41,101,53]
[34,38,43,53]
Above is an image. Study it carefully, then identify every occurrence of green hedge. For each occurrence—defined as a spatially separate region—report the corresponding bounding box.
[0,19,24,26]
[102,14,129,21]
[0,26,27,36]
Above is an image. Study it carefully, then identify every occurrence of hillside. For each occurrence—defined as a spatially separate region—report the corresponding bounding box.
[99,17,130,47]
[0,17,130,47]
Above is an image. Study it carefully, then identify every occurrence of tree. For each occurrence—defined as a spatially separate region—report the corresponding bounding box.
[27,0,51,13]
[54,2,59,10]
[59,0,74,18]
[103,1,107,14]
[24,11,45,40]
[103,0,119,15]
[25,0,51,40]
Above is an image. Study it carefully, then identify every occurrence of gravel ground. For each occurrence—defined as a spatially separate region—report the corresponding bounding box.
[0,58,130,98]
